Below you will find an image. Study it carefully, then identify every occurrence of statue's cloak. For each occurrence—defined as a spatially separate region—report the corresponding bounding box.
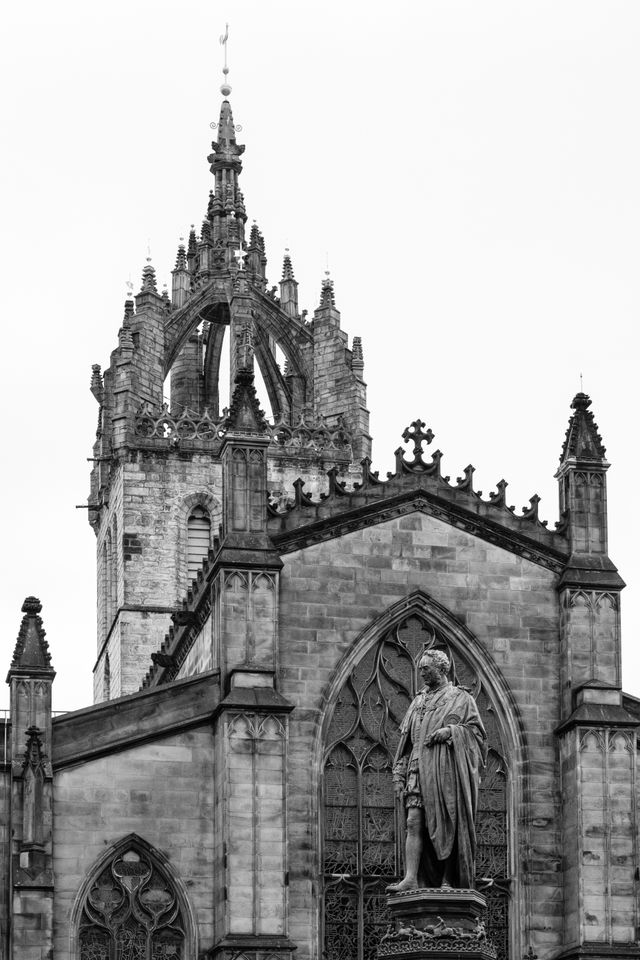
[395,682,487,886]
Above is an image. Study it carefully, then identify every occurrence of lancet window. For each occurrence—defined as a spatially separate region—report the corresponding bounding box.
[77,844,188,960]
[103,654,111,702]
[187,506,211,582]
[322,614,509,960]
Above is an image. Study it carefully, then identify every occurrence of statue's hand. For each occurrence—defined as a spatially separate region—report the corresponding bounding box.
[426,726,451,745]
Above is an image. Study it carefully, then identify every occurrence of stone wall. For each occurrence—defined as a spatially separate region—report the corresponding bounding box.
[0,724,9,960]
[52,725,214,958]
[274,511,560,959]
[94,453,223,698]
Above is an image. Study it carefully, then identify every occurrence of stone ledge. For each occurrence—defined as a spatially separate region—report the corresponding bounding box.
[52,670,220,768]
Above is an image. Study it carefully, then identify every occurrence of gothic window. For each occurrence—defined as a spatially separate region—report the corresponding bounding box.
[187,506,211,582]
[101,540,109,639]
[77,843,188,960]
[322,614,509,960]
[111,517,118,610]
[106,529,114,628]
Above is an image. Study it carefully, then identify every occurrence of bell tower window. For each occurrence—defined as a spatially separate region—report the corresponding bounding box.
[187,506,211,581]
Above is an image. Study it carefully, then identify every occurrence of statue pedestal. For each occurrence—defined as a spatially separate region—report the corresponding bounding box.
[378,888,496,959]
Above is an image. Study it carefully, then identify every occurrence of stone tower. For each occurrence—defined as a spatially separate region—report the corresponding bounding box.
[88,94,370,702]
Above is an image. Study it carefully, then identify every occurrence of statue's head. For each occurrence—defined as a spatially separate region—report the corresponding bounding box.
[419,649,450,684]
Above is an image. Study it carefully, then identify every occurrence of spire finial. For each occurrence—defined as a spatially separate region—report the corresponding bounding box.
[320,270,335,307]
[140,251,157,293]
[282,248,296,281]
[220,23,231,97]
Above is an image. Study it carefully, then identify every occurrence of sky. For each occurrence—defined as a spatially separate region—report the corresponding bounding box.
[0,0,638,711]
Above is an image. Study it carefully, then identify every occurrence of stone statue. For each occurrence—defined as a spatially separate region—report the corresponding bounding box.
[387,649,487,891]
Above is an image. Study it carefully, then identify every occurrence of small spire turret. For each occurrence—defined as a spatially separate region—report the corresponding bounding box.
[282,250,295,281]
[559,393,607,464]
[174,241,187,271]
[172,238,190,307]
[556,392,615,569]
[247,222,267,285]
[187,226,197,260]
[280,249,299,318]
[7,598,54,680]
[319,271,336,308]
[140,258,157,293]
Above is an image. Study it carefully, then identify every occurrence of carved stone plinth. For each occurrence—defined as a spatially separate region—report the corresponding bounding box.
[378,888,496,959]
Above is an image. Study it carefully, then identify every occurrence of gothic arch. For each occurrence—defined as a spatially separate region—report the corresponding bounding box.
[164,285,311,385]
[319,591,526,757]
[70,833,197,960]
[175,492,221,591]
[316,590,527,960]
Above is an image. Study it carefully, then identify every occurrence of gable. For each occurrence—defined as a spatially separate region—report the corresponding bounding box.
[273,489,568,573]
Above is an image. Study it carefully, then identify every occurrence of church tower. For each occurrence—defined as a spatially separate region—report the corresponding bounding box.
[87,86,370,701]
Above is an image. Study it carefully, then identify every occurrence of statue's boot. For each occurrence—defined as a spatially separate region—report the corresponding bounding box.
[386,877,419,893]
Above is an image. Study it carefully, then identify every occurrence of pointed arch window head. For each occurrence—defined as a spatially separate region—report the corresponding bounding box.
[187,506,211,582]
[322,613,509,960]
[77,840,190,959]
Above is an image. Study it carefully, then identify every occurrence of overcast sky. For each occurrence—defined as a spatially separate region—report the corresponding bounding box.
[1,1,638,711]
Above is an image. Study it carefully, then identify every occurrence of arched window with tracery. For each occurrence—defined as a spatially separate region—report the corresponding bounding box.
[76,840,191,959]
[322,614,509,960]
[187,506,211,582]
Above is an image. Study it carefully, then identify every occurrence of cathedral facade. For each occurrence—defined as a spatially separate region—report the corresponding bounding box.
[2,93,639,960]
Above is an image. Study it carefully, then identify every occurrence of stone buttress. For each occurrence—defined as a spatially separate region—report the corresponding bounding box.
[208,363,295,960]
[554,394,639,959]
[5,598,55,960]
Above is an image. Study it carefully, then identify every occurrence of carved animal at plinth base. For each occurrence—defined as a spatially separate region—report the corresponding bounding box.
[377,888,496,960]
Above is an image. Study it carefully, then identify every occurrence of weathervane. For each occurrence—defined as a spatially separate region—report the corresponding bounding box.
[210,24,242,133]
[220,24,231,96]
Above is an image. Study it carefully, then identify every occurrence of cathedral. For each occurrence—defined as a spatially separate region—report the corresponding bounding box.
[2,82,639,960]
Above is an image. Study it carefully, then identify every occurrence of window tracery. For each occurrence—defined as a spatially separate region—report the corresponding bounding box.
[322,614,509,960]
[77,845,187,960]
